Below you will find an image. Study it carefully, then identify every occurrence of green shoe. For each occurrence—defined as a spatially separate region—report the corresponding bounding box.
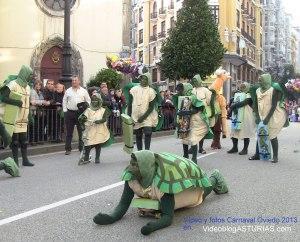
[1,157,20,177]
[210,169,228,194]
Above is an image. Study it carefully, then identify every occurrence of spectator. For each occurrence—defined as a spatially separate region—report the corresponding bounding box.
[88,86,100,97]
[29,80,49,143]
[63,76,91,155]
[100,82,111,108]
[115,89,126,113]
[54,83,65,142]
[161,91,175,129]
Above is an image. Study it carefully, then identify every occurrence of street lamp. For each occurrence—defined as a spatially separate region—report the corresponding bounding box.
[60,0,73,88]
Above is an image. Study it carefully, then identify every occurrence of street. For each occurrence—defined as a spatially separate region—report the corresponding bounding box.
[0,123,299,242]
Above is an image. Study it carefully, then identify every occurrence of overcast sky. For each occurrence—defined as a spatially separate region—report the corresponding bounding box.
[283,0,300,27]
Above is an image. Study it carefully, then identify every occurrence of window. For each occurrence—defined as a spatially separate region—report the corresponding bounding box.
[260,33,263,47]
[139,7,143,23]
[242,21,245,31]
[152,68,158,83]
[153,25,157,35]
[237,10,240,28]
[251,29,253,38]
[260,12,263,27]
[139,29,143,44]
[247,25,249,34]
[170,16,175,29]
[237,35,240,54]
[153,46,157,57]
[210,5,219,24]
[139,50,143,62]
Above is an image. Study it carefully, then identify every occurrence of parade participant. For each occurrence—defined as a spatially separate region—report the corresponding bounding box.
[128,73,158,151]
[62,76,91,155]
[228,82,256,155]
[0,65,34,166]
[249,74,288,163]
[191,74,214,154]
[209,68,231,149]
[93,150,228,235]
[173,83,212,163]
[78,93,113,165]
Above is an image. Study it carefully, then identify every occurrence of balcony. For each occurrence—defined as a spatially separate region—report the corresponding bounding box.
[241,29,256,45]
[159,8,167,18]
[150,12,158,22]
[150,34,157,42]
[158,31,166,39]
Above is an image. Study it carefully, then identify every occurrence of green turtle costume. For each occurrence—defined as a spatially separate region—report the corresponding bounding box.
[228,82,256,155]
[173,82,213,163]
[249,74,289,163]
[93,150,228,235]
[78,93,114,165]
[0,65,34,167]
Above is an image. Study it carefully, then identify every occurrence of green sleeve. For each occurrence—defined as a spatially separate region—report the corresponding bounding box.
[209,89,216,117]
[96,108,112,124]
[127,94,133,116]
[138,98,156,123]
[78,113,88,125]
[263,90,282,125]
[0,86,23,107]
[230,98,252,110]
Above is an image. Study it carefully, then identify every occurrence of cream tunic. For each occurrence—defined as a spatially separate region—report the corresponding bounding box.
[6,81,30,133]
[82,107,110,146]
[130,85,158,130]
[256,87,287,140]
[129,180,204,210]
[230,93,256,139]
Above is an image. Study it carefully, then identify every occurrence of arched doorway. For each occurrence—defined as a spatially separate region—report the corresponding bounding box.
[40,46,63,83]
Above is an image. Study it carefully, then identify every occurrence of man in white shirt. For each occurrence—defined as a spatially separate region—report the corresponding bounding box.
[63,76,91,155]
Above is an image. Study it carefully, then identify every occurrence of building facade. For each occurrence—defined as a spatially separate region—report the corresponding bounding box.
[131,0,264,99]
[0,0,131,84]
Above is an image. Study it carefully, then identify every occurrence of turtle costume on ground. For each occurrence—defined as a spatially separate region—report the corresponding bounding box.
[209,68,231,149]
[127,73,159,151]
[173,83,212,163]
[93,150,228,235]
[249,74,288,163]
[191,74,215,154]
[0,65,34,167]
[228,82,256,155]
[78,93,114,165]
[0,121,20,177]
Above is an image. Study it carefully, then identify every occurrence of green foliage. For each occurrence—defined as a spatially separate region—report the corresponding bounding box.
[87,68,122,89]
[159,0,226,80]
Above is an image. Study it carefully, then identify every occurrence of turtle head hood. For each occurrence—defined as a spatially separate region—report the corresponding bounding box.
[139,72,151,87]
[90,93,103,111]
[259,74,272,92]
[128,150,156,188]
[240,82,250,93]
[191,74,202,88]
[16,65,33,88]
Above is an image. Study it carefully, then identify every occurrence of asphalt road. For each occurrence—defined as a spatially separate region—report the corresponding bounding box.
[0,123,299,242]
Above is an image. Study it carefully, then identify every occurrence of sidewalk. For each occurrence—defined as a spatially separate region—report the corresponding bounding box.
[0,130,174,159]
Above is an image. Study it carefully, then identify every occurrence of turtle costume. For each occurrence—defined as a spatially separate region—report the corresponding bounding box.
[0,65,34,167]
[249,74,288,163]
[93,150,228,235]
[128,73,159,151]
[173,83,212,163]
[0,121,20,177]
[209,68,231,149]
[191,74,215,154]
[228,82,256,155]
[78,93,114,165]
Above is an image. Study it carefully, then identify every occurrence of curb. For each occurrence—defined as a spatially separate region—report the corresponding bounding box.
[0,130,174,159]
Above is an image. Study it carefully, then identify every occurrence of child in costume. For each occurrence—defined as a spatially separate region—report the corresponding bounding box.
[173,83,212,164]
[249,74,288,163]
[0,65,34,167]
[209,68,231,149]
[78,93,113,165]
[128,73,158,151]
[93,150,228,236]
[228,82,256,155]
[191,74,215,154]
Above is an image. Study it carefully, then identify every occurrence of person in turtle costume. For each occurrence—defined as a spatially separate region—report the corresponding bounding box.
[191,74,215,154]
[228,82,256,155]
[0,65,34,167]
[0,120,20,177]
[173,83,212,163]
[249,73,288,163]
[93,150,228,235]
[78,93,114,165]
[128,73,159,151]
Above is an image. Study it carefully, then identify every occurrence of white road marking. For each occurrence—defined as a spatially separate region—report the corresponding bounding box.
[0,151,218,226]
[0,181,124,226]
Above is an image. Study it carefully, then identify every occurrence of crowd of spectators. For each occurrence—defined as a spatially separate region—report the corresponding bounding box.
[287,100,300,122]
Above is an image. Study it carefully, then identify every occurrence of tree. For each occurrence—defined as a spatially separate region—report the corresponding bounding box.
[87,68,122,89]
[159,0,225,80]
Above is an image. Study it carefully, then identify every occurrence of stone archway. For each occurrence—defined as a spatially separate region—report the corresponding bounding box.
[30,36,83,82]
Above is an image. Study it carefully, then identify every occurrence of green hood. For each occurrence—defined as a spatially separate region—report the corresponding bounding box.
[139,72,152,87]
[16,65,33,88]
[183,83,193,96]
[240,82,250,93]
[191,74,202,88]
[259,74,272,92]
[90,93,102,111]
[130,150,156,188]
